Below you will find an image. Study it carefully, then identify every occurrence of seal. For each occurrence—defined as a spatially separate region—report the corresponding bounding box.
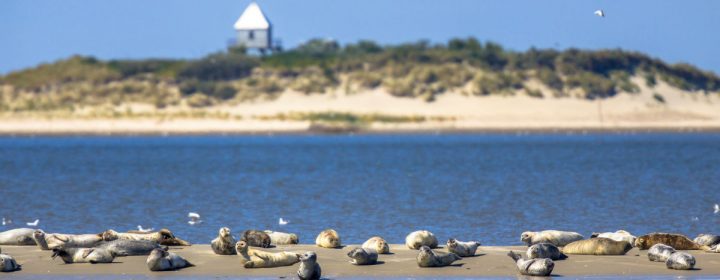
[0,228,36,246]
[705,244,720,253]
[45,233,107,249]
[315,229,341,249]
[590,230,636,245]
[694,234,720,247]
[406,230,438,250]
[634,233,706,250]
[0,247,22,272]
[103,229,190,246]
[507,250,554,276]
[51,247,116,264]
[416,245,461,267]
[362,236,390,254]
[527,243,567,260]
[347,247,378,265]
[264,230,299,245]
[648,244,676,262]
[211,227,236,255]
[95,240,162,256]
[31,230,50,250]
[666,252,695,270]
[235,241,252,266]
[241,230,272,248]
[297,251,321,280]
[239,241,301,268]
[146,247,194,271]
[447,238,481,257]
[561,238,633,255]
[520,230,584,247]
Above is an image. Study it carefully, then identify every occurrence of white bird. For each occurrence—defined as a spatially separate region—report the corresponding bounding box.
[1,217,6,226]
[27,219,39,227]
[714,204,719,214]
[137,225,153,232]
[188,212,202,225]
[594,9,605,17]
[278,217,289,226]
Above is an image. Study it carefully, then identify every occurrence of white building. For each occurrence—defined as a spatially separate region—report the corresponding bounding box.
[233,2,272,51]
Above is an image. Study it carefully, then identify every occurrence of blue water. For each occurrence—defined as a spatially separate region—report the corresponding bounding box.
[1,134,719,245]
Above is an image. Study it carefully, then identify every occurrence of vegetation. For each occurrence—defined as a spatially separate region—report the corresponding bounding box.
[1,37,719,114]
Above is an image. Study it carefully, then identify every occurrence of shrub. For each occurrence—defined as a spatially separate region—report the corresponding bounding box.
[179,52,259,81]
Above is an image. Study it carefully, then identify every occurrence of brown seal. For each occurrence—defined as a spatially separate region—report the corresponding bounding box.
[634,233,707,250]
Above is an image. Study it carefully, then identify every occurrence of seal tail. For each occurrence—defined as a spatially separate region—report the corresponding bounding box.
[507,251,521,262]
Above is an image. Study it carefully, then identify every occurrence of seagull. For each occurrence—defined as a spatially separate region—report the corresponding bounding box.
[137,225,153,232]
[714,204,719,214]
[1,217,6,226]
[27,219,39,227]
[188,212,202,225]
[594,9,605,17]
[278,217,289,226]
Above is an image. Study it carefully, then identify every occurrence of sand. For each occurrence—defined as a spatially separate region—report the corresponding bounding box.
[2,244,720,277]
[1,79,719,134]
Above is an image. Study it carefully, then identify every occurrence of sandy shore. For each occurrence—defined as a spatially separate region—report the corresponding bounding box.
[0,79,719,135]
[2,244,720,278]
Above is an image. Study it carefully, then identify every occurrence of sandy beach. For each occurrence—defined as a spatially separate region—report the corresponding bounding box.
[1,80,719,135]
[3,244,720,278]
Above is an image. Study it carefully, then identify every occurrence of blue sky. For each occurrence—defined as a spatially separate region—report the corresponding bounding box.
[1,0,719,74]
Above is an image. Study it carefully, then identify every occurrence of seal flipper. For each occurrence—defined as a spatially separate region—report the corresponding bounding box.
[558,252,568,260]
[82,248,94,259]
[507,251,521,262]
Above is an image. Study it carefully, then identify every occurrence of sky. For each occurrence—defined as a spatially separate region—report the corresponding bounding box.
[1,0,719,75]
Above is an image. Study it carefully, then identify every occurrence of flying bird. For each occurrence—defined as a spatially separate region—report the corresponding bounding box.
[594,9,605,17]
[714,204,719,214]
[137,225,153,232]
[27,219,39,227]
[188,212,202,225]
[278,217,289,226]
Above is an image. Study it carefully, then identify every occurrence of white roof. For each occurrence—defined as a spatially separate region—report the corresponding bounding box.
[233,2,270,30]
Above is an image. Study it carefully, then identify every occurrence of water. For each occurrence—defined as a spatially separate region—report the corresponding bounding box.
[0,133,719,245]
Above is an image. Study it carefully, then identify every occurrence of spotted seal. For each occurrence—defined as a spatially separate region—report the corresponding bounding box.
[315,229,341,249]
[362,236,389,254]
[0,247,21,272]
[211,227,236,255]
[447,238,481,257]
[239,241,301,268]
[666,252,695,270]
[561,238,633,255]
[0,228,36,246]
[406,230,438,250]
[51,247,116,264]
[146,247,194,271]
[648,243,676,262]
[507,250,554,276]
[96,240,162,256]
[694,234,720,247]
[103,229,190,246]
[527,243,567,260]
[347,247,378,265]
[416,245,461,267]
[264,230,299,245]
[297,251,321,280]
[590,230,636,245]
[241,230,272,248]
[520,230,584,247]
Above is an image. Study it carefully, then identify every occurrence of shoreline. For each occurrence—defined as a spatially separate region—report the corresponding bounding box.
[2,244,720,278]
[0,118,719,136]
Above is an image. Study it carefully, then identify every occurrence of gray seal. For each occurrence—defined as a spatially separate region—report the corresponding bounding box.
[347,247,378,265]
[648,244,676,262]
[146,247,194,271]
[241,230,271,248]
[521,230,584,247]
[447,238,481,257]
[211,227,236,255]
[666,252,695,270]
[694,234,720,247]
[527,243,567,260]
[507,250,554,276]
[297,251,321,280]
[96,240,162,256]
[416,245,461,267]
[0,228,36,246]
[31,230,50,250]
